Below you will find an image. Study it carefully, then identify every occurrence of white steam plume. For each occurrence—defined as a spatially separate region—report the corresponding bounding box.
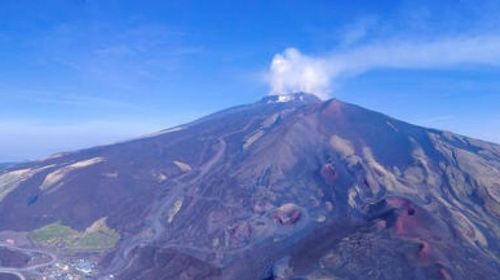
[268,35,500,99]
[268,48,331,99]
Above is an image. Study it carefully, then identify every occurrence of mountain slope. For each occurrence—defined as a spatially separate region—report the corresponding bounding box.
[0,93,499,279]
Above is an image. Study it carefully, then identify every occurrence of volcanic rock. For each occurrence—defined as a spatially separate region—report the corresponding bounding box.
[273,203,302,225]
[0,93,498,279]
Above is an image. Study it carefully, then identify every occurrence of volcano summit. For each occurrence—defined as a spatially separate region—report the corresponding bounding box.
[0,93,499,279]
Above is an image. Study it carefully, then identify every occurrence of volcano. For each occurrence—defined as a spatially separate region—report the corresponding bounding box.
[0,93,499,279]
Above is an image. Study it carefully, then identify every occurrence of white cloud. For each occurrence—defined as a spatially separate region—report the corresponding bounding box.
[268,35,500,98]
[268,48,331,99]
[333,35,500,72]
[338,16,378,47]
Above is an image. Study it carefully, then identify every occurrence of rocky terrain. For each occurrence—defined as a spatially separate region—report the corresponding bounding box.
[0,92,499,279]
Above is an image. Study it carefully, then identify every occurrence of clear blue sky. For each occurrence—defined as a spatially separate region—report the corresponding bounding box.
[1,0,499,161]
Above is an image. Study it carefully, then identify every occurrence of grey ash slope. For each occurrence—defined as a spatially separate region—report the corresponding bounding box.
[0,93,499,279]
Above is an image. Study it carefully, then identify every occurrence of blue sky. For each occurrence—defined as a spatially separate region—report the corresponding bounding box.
[1,0,499,161]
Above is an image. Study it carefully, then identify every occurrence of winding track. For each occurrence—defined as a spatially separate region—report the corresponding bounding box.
[0,243,57,280]
[102,136,228,277]
[0,270,26,280]
[102,118,259,278]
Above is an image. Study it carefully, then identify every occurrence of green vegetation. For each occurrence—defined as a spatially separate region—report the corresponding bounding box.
[30,222,79,246]
[30,218,120,252]
[72,218,120,251]
[72,231,118,251]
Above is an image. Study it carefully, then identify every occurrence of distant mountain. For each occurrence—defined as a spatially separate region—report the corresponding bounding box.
[0,162,18,171]
[0,163,10,169]
[0,93,499,280]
